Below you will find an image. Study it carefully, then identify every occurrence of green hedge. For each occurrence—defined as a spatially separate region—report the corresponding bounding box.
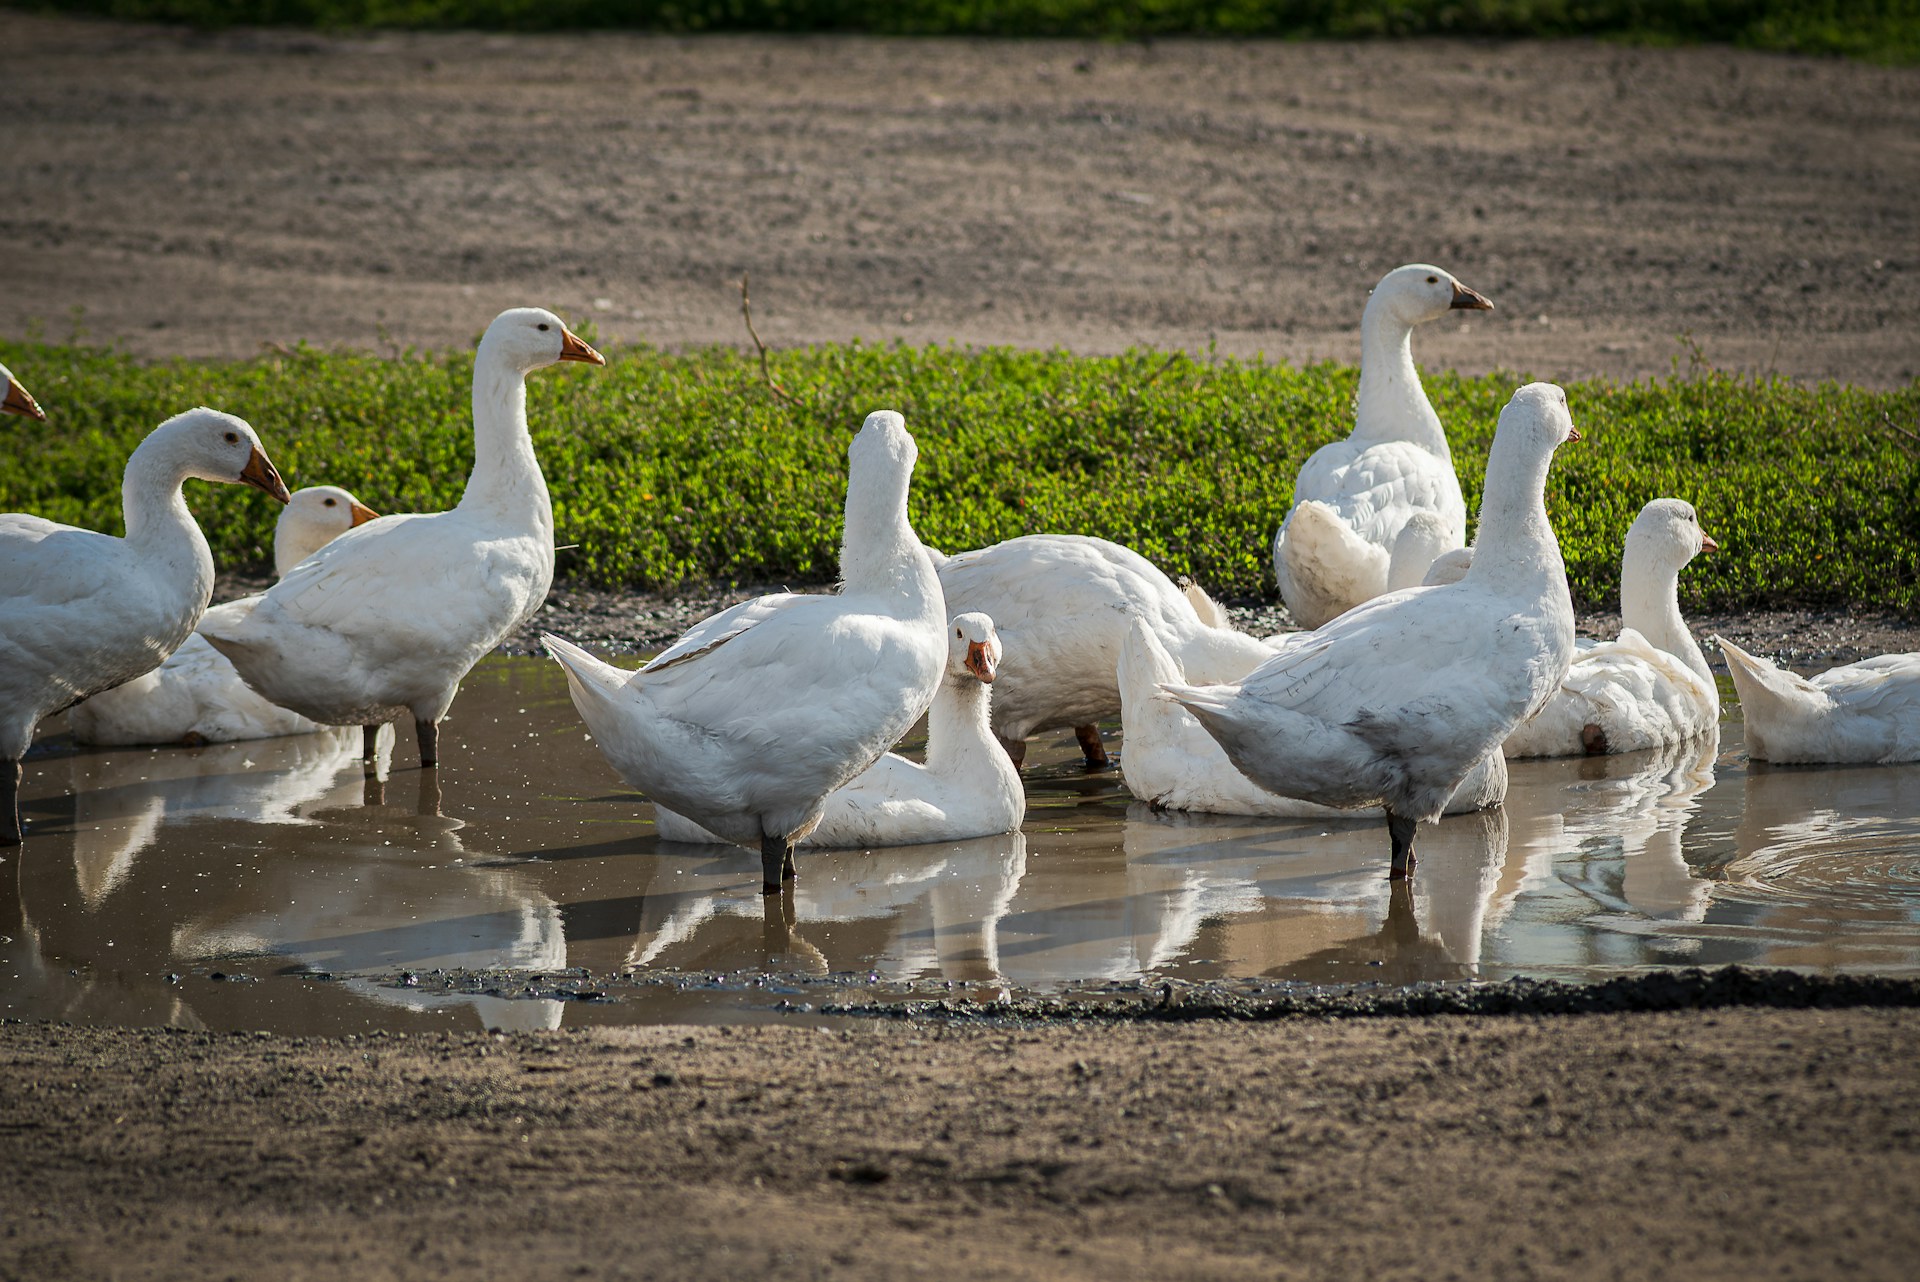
[15,1,1920,62]
[3,335,1917,615]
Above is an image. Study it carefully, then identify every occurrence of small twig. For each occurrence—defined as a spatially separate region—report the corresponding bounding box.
[1877,412,1920,458]
[739,272,798,406]
[1134,350,1184,393]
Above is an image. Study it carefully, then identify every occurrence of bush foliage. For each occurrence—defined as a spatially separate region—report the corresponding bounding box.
[17,1,1920,62]
[3,336,1916,615]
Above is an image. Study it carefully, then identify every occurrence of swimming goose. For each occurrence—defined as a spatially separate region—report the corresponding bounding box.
[2,363,45,420]
[655,611,1023,847]
[69,486,380,746]
[933,534,1274,767]
[201,308,603,769]
[1166,382,1579,878]
[1,407,290,842]
[1271,263,1492,629]
[1715,637,1920,764]
[1506,498,1719,758]
[1117,616,1506,818]
[544,410,948,893]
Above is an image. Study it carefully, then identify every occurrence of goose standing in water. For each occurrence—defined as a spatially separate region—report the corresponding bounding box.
[655,612,1022,847]
[201,308,603,769]
[1716,638,1920,764]
[1505,498,1719,758]
[1,408,290,842]
[1166,382,1579,879]
[69,486,380,746]
[933,534,1273,767]
[1272,263,1492,629]
[544,410,948,893]
[2,364,45,421]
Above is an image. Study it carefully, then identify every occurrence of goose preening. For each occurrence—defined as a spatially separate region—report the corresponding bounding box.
[1505,498,1719,758]
[932,534,1274,767]
[200,308,604,769]
[1271,263,1492,629]
[1715,637,1920,764]
[1117,616,1507,818]
[1165,382,1580,879]
[1,407,290,843]
[655,612,1023,848]
[544,410,948,894]
[69,486,380,747]
[2,363,45,421]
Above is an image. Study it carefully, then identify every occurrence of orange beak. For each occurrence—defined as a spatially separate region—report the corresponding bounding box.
[1700,531,1719,554]
[239,446,292,504]
[2,376,45,421]
[965,639,998,684]
[1449,281,1494,311]
[348,499,380,527]
[558,327,606,366]
[1565,426,1583,443]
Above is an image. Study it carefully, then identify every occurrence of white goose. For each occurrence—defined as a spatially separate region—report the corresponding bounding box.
[1,408,290,842]
[543,410,948,893]
[1166,382,1580,878]
[1117,616,1506,818]
[2,363,46,421]
[1505,498,1719,758]
[1715,637,1920,764]
[69,486,380,746]
[1271,263,1492,629]
[655,612,1023,847]
[201,308,603,768]
[932,534,1273,767]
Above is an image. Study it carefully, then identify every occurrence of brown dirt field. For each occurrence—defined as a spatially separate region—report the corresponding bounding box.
[4,1009,1919,1282]
[2,13,1917,386]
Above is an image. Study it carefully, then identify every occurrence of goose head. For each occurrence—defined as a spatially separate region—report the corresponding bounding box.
[948,612,1001,685]
[1625,498,1717,575]
[2,362,46,420]
[1502,382,1582,450]
[275,485,380,574]
[849,409,918,473]
[1368,263,1494,327]
[478,307,606,375]
[147,408,292,503]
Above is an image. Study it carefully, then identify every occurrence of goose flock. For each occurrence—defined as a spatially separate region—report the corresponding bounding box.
[4,266,1916,903]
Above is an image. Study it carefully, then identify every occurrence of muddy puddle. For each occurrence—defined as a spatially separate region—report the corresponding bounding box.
[5,658,1919,1034]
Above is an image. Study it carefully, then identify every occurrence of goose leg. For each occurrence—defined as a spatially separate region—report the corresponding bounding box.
[761,833,792,896]
[995,734,1028,770]
[1,759,19,846]
[1074,724,1112,769]
[363,724,381,764]
[1387,810,1419,880]
[414,718,439,769]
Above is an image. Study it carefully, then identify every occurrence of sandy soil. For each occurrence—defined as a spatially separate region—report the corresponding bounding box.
[3,13,1917,386]
[4,1005,1918,1281]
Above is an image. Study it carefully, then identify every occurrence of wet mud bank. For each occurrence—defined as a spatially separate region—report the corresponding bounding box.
[4,1005,1917,1281]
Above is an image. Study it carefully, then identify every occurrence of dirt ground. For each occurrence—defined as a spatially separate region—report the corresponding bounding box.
[3,13,1917,386]
[6,13,1920,1279]
[4,1006,1918,1281]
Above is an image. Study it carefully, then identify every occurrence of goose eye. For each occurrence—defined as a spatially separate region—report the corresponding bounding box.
[537,322,551,332]
[324,498,337,507]
[223,431,239,443]
[1426,275,1438,284]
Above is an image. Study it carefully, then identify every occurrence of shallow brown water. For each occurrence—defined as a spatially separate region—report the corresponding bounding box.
[6,657,1918,1034]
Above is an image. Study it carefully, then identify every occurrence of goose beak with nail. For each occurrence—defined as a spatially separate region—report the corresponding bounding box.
[2,364,46,421]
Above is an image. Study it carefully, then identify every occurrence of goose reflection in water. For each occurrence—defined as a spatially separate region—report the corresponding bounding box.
[623,831,1028,984]
[961,801,1510,989]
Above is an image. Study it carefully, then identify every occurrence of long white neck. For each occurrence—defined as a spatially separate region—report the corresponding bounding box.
[839,454,941,622]
[1621,552,1711,684]
[457,342,552,534]
[121,433,216,608]
[1355,296,1449,457]
[923,676,1003,779]
[1464,434,1565,597]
